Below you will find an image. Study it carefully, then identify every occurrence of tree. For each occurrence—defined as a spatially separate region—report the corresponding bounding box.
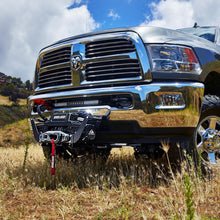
[25,80,33,91]
[9,87,19,105]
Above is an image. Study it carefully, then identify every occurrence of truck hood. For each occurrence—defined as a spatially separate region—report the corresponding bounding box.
[42,26,217,52]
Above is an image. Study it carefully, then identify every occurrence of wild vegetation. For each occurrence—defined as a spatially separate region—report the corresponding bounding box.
[0,119,34,147]
[0,120,219,219]
[0,73,31,126]
[0,105,27,128]
[0,72,32,105]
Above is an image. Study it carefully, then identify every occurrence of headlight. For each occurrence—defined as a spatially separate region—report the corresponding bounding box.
[147,44,201,73]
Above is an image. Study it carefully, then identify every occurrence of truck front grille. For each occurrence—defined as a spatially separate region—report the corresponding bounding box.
[85,38,135,58]
[85,59,141,81]
[36,34,146,91]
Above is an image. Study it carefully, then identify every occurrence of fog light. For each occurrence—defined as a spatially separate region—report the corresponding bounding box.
[155,93,185,109]
[112,96,132,109]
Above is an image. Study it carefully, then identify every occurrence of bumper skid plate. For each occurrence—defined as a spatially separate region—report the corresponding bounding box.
[31,112,105,145]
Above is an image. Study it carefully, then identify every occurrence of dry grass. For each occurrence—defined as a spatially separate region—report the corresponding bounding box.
[0,95,13,105]
[0,95,26,106]
[0,144,219,219]
[0,120,34,147]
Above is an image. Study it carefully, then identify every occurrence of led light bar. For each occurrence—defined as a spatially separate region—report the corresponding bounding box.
[54,100,99,108]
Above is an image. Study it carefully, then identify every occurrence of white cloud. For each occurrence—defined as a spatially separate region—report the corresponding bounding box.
[141,0,220,29]
[0,0,99,81]
[75,0,82,4]
[191,0,220,26]
[108,9,120,20]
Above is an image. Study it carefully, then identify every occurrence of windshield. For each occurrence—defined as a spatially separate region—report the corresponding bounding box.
[179,27,216,42]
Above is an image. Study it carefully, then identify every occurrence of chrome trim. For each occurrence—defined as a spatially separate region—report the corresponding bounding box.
[34,31,152,92]
[29,82,204,128]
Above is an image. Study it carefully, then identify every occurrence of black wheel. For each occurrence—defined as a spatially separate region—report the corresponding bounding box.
[193,95,220,164]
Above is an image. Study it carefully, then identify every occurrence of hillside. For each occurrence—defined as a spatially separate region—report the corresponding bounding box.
[0,94,31,146]
[0,92,28,127]
[0,119,35,147]
[0,104,27,127]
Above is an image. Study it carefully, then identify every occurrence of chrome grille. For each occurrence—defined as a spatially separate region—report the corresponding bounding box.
[38,67,71,88]
[85,38,135,58]
[85,59,141,81]
[40,46,71,68]
[36,33,147,90]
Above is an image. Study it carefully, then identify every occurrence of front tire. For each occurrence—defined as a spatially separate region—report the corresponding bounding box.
[193,95,220,164]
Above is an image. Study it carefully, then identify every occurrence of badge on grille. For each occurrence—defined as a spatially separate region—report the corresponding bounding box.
[71,55,82,71]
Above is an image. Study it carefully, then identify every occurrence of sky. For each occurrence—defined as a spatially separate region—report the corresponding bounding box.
[0,0,220,82]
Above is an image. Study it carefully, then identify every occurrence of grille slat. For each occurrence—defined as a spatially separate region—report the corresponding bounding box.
[39,74,71,83]
[39,78,71,87]
[87,72,140,80]
[86,62,139,70]
[41,58,70,67]
[86,67,140,75]
[39,70,70,80]
[38,46,72,88]
[43,50,71,59]
[86,44,133,53]
[41,53,70,63]
[86,49,135,58]
[86,40,132,49]
[85,38,135,58]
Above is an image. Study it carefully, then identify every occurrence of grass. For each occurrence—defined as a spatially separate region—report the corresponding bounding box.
[0,112,219,219]
[0,95,26,106]
[0,119,34,147]
[0,95,27,127]
[0,105,27,127]
[0,142,219,219]
[0,95,13,105]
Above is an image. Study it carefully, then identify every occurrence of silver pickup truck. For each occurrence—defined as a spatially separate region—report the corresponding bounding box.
[28,26,220,163]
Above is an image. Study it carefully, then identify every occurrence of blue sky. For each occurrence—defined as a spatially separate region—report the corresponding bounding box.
[68,0,159,30]
[0,0,219,81]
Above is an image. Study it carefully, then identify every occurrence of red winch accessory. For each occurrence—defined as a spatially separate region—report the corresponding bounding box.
[51,139,55,175]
